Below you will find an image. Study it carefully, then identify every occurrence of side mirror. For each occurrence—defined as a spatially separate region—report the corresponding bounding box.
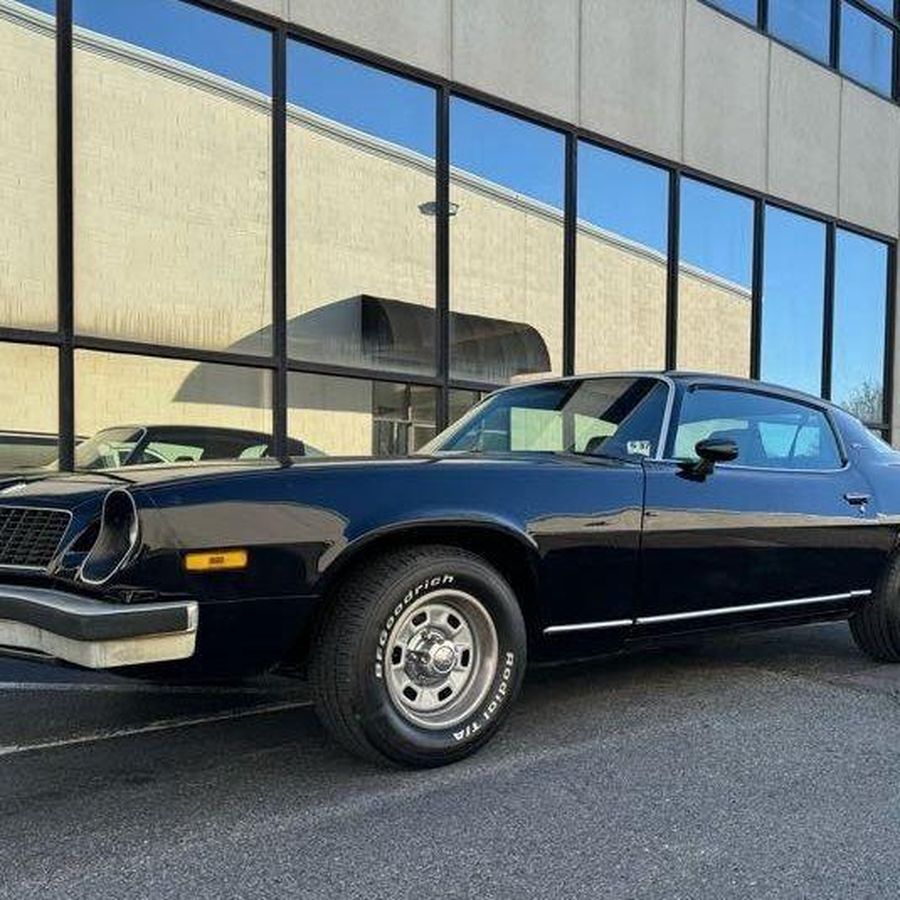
[688,437,739,476]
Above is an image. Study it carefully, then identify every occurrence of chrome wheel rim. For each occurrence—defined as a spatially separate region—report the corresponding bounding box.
[384,588,499,730]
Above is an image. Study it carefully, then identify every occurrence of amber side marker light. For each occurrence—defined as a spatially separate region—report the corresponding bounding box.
[184,549,249,572]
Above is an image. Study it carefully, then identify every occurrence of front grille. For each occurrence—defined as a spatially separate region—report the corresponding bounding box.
[0,506,71,569]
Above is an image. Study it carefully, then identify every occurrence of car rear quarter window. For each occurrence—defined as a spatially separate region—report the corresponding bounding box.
[673,388,842,470]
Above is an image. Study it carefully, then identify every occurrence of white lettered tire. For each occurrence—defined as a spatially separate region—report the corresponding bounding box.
[311,545,526,767]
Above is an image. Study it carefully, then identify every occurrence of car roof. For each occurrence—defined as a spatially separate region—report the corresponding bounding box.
[498,371,844,416]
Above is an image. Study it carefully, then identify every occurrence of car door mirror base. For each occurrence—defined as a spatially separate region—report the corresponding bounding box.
[681,437,740,477]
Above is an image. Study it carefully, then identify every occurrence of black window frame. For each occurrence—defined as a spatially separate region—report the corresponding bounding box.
[0,0,893,474]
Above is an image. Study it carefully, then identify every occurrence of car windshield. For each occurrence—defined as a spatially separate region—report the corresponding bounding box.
[73,427,147,470]
[425,377,669,459]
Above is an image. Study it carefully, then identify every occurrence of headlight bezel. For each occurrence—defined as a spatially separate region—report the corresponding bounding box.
[77,488,141,586]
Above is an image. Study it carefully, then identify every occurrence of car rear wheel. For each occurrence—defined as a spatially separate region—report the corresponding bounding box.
[849,554,900,662]
[310,545,526,767]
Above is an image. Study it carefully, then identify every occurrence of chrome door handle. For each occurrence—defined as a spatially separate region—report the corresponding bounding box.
[844,492,871,507]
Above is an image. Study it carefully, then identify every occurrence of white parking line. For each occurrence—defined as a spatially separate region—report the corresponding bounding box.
[0,680,308,696]
[0,699,314,758]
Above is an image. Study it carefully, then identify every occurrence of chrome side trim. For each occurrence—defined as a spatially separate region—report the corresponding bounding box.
[543,590,871,635]
[543,618,633,635]
[635,590,871,625]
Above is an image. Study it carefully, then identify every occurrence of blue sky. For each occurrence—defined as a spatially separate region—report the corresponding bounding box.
[680,178,754,288]
[288,42,435,158]
[74,0,272,93]
[760,207,826,396]
[832,230,888,411]
[578,143,668,254]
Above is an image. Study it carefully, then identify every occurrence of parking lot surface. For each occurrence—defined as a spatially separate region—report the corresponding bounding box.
[2,622,900,899]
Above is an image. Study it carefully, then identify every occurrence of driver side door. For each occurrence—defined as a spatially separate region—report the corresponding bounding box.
[639,385,882,625]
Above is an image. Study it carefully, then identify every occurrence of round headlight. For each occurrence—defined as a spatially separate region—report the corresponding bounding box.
[79,489,140,585]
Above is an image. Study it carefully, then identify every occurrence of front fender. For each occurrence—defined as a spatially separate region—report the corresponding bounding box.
[312,511,540,595]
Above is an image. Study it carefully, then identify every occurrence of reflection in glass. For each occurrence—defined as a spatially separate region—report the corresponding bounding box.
[769,0,832,63]
[287,42,436,375]
[576,143,668,373]
[449,98,564,384]
[706,0,759,24]
[760,207,826,396]
[74,351,272,447]
[288,373,437,456]
[0,343,58,471]
[832,230,888,423]
[677,179,754,376]
[73,0,273,354]
[434,377,668,459]
[863,0,894,17]
[840,2,894,96]
[673,387,842,468]
[0,0,56,330]
[449,389,484,425]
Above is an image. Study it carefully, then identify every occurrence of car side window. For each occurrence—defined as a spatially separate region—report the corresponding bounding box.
[673,388,842,470]
[140,441,204,464]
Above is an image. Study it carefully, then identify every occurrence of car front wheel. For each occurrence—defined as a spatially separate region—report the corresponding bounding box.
[311,544,526,768]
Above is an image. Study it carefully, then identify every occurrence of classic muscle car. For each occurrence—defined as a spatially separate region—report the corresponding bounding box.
[1,372,899,767]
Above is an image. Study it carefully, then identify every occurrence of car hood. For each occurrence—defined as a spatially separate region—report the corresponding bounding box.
[0,452,634,509]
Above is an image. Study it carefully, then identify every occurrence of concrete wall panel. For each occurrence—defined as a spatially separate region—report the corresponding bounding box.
[684,0,768,190]
[767,43,840,215]
[839,82,900,238]
[285,0,450,76]
[580,0,684,161]
[451,0,579,123]
[237,0,286,19]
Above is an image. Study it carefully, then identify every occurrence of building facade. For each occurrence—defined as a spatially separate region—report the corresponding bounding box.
[0,0,896,467]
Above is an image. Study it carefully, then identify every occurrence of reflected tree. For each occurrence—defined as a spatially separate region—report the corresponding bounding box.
[841,380,883,423]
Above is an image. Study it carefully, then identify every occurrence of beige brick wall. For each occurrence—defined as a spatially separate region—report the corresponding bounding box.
[0,13,56,331]
[677,273,752,377]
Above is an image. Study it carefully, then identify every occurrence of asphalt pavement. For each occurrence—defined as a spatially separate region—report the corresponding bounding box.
[2,622,900,899]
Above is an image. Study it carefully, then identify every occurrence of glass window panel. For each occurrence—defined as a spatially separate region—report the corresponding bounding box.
[674,388,842,469]
[286,43,436,375]
[0,343,58,471]
[862,0,895,16]
[769,0,832,63]
[449,389,484,425]
[0,0,56,330]
[840,2,894,97]
[74,351,272,455]
[576,143,668,373]
[73,0,273,354]
[760,206,826,396]
[832,230,888,423]
[677,179,754,376]
[437,377,668,459]
[706,0,759,24]
[287,373,436,456]
[450,98,564,384]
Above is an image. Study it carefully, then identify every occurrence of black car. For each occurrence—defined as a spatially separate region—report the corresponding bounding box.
[1,372,899,768]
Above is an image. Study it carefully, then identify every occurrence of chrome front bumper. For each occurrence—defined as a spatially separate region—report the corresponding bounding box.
[0,586,198,669]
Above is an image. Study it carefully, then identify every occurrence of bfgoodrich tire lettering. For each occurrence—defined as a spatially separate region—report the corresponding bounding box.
[311,545,526,767]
